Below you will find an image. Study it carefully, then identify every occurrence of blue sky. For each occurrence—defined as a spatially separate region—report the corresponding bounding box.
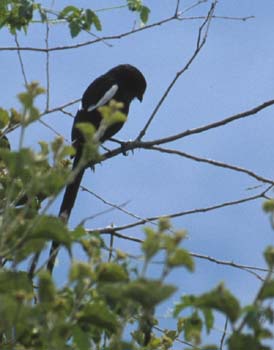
[1,0,274,346]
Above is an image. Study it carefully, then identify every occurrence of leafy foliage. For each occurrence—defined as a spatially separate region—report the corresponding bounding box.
[127,0,150,24]
[58,6,102,38]
[0,0,35,33]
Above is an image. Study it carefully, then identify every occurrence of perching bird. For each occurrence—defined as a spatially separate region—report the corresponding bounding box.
[46,64,147,273]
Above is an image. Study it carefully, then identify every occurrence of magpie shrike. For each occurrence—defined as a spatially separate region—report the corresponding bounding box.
[47,64,147,273]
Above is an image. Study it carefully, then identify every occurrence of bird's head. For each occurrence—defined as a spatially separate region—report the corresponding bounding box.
[108,64,147,103]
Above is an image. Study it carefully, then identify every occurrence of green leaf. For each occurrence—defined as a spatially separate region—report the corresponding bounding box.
[0,271,32,294]
[30,215,71,246]
[39,141,49,155]
[264,246,274,269]
[167,248,194,271]
[69,21,81,38]
[202,308,214,333]
[227,333,266,350]
[158,217,171,232]
[263,199,274,212]
[58,5,79,18]
[76,122,96,140]
[124,279,176,308]
[142,227,160,260]
[72,326,91,350]
[69,262,94,281]
[10,108,22,125]
[97,262,128,282]
[77,302,118,333]
[259,280,274,300]
[0,135,10,150]
[91,12,102,31]
[173,295,197,317]
[196,283,240,323]
[0,108,9,129]
[127,0,142,11]
[140,6,150,23]
[86,9,102,31]
[38,270,56,303]
[183,312,202,344]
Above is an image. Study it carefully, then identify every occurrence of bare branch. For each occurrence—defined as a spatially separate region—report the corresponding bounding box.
[81,185,150,223]
[154,325,197,348]
[86,189,269,234]
[0,15,178,53]
[94,97,274,166]
[220,317,229,350]
[38,119,70,142]
[149,146,274,186]
[181,15,255,21]
[180,0,208,16]
[60,109,74,118]
[190,252,266,280]
[97,230,268,279]
[45,21,50,110]
[174,0,182,16]
[137,1,217,140]
[14,34,28,86]
[103,230,143,244]
[80,185,175,233]
[40,98,80,117]
[144,98,274,146]
[78,200,131,226]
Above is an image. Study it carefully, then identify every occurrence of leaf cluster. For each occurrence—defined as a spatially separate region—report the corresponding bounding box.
[58,6,102,38]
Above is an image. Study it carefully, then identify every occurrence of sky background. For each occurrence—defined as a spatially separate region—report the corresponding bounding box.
[1,0,274,347]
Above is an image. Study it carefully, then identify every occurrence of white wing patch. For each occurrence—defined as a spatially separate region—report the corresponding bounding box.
[87,84,118,112]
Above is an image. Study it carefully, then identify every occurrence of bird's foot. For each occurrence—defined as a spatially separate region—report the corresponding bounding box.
[109,137,132,156]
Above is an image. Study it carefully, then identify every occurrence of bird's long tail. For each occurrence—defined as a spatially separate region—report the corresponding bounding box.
[47,150,85,273]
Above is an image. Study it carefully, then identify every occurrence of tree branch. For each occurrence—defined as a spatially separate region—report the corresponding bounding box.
[137,1,217,140]
[86,188,270,234]
[0,15,178,53]
[148,146,274,186]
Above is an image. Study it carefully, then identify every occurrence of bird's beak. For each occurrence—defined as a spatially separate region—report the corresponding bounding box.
[137,94,143,102]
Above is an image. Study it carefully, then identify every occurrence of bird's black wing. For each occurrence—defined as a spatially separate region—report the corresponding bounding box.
[81,73,117,111]
[72,75,119,148]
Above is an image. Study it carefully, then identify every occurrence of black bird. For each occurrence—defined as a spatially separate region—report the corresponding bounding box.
[46,64,147,273]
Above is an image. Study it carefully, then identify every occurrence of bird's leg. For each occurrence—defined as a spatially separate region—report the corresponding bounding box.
[109,137,132,156]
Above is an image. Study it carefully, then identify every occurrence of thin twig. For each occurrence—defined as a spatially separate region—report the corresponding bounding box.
[153,324,200,349]
[14,34,28,86]
[60,109,74,118]
[45,20,50,110]
[174,0,181,15]
[149,146,274,186]
[41,98,80,116]
[81,185,151,223]
[0,15,178,53]
[180,15,255,21]
[141,98,274,146]
[80,185,179,236]
[87,188,269,234]
[180,0,208,16]
[137,1,217,140]
[94,97,274,166]
[220,317,229,349]
[78,200,130,226]
[98,230,268,279]
[38,118,70,142]
[237,269,273,333]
